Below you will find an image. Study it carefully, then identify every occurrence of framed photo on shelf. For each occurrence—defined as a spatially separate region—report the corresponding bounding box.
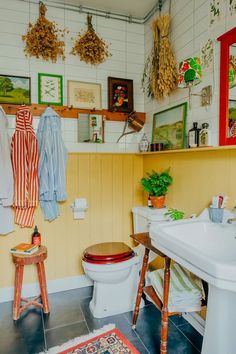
[0,74,31,105]
[38,73,63,106]
[152,102,187,150]
[68,80,102,109]
[108,77,133,113]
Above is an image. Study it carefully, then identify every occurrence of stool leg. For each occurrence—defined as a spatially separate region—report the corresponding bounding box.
[13,264,24,320]
[160,256,171,354]
[36,262,50,314]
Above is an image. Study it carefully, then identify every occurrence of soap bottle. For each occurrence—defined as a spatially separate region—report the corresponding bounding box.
[199,123,211,147]
[32,226,41,246]
[188,122,200,148]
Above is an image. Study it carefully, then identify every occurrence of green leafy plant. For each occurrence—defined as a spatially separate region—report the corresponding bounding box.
[164,208,184,221]
[141,169,173,197]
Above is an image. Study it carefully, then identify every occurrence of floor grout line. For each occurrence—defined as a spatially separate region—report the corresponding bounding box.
[44,318,87,332]
[171,320,201,353]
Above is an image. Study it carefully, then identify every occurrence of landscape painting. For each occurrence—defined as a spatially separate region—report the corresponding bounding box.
[0,75,31,104]
[152,103,187,150]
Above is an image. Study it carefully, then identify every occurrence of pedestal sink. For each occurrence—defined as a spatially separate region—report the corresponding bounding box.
[149,219,236,354]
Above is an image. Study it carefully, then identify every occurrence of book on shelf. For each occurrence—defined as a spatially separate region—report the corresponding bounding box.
[10,243,39,255]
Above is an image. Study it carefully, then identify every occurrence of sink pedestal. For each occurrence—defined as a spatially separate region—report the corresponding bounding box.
[202,284,236,354]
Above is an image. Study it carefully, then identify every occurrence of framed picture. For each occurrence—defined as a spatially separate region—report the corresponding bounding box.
[228,99,236,138]
[108,77,133,113]
[68,80,101,109]
[152,102,187,150]
[38,73,63,106]
[0,75,31,105]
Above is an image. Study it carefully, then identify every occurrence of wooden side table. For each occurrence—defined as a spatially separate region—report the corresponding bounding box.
[131,232,172,354]
[12,245,50,321]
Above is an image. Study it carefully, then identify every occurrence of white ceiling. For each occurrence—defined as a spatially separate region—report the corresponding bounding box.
[62,0,157,18]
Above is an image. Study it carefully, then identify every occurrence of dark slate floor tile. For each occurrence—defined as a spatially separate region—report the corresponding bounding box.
[44,290,85,329]
[80,297,138,341]
[129,337,150,354]
[0,303,45,354]
[125,304,200,354]
[45,321,89,351]
[169,314,188,327]
[177,323,203,352]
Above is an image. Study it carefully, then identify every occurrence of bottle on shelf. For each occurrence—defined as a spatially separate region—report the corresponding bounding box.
[188,122,200,148]
[199,123,211,147]
[32,226,41,247]
[139,133,149,152]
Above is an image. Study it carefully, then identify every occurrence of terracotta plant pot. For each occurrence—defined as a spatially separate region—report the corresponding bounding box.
[150,195,165,208]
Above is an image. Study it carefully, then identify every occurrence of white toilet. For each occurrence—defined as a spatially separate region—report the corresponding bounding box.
[82,207,167,319]
[82,242,143,318]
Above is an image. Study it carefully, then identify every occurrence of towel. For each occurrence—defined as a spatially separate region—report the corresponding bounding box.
[148,263,203,313]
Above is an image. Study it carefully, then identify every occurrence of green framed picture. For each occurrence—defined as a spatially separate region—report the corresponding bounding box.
[152,102,187,150]
[38,73,63,106]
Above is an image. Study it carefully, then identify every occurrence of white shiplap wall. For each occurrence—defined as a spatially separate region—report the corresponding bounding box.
[0,0,145,152]
[144,0,236,147]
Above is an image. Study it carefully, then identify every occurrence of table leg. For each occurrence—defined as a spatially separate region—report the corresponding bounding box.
[132,247,150,329]
[13,264,24,320]
[160,256,171,354]
[36,261,50,314]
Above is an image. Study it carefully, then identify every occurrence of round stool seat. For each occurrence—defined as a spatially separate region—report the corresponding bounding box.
[83,242,135,264]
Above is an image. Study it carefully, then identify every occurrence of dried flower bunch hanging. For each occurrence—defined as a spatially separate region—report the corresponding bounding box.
[142,14,177,100]
[22,2,66,62]
[71,15,111,65]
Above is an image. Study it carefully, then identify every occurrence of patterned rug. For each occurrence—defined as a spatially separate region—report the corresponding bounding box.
[40,325,140,354]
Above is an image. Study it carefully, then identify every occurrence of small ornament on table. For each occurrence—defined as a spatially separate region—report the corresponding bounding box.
[139,134,149,152]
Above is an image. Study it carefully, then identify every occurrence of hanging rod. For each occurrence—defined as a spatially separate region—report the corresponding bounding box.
[20,0,166,24]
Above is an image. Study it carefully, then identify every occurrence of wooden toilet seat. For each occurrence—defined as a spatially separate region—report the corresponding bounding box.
[83,242,135,264]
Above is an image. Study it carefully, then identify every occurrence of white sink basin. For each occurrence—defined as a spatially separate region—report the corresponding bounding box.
[149,218,236,354]
[150,219,236,290]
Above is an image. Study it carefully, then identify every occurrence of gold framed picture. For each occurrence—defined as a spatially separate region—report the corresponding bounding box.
[68,80,102,109]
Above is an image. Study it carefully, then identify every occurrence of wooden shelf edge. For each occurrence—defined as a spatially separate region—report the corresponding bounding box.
[1,103,146,122]
[139,144,236,155]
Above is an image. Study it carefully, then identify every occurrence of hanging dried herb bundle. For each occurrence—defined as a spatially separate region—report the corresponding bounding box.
[22,2,65,62]
[142,14,177,100]
[71,15,111,65]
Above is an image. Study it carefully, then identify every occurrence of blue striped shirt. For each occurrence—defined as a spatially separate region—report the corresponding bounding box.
[37,107,68,221]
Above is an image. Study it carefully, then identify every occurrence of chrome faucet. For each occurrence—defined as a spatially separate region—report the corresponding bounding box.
[227,206,236,224]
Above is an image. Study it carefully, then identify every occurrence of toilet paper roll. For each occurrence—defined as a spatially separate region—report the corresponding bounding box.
[75,198,87,209]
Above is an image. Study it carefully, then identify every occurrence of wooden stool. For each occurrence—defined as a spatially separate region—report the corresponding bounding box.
[12,246,50,321]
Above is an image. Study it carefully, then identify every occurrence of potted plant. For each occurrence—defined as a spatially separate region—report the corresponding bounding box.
[141,169,173,208]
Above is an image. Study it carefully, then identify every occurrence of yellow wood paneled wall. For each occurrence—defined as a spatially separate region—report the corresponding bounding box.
[143,149,236,216]
[0,153,143,288]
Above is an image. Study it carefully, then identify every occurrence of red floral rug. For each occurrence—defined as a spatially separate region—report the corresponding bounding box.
[58,328,140,354]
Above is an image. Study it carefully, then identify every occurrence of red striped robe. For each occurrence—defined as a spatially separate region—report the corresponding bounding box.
[11,106,39,227]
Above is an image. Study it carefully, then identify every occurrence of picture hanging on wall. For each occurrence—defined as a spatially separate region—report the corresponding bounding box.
[152,102,187,150]
[68,80,102,109]
[38,73,63,106]
[108,77,133,113]
[0,75,31,105]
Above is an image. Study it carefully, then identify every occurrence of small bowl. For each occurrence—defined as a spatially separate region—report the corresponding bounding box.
[150,143,164,151]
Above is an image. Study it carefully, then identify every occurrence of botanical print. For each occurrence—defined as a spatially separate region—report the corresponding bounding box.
[200,39,214,70]
[0,75,30,104]
[39,74,63,105]
[209,0,221,26]
[75,88,95,104]
[229,0,236,16]
[112,84,128,108]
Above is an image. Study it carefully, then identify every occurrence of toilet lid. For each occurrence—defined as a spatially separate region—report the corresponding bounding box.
[83,242,135,264]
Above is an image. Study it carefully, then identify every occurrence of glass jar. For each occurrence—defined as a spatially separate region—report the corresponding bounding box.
[139,134,149,152]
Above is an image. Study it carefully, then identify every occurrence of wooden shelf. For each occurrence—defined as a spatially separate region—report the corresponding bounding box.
[1,103,146,122]
[139,145,236,155]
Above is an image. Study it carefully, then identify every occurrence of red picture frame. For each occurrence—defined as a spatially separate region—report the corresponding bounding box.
[108,77,133,113]
[217,27,236,146]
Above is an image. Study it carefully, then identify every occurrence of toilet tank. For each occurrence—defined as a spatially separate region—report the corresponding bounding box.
[132,206,167,233]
